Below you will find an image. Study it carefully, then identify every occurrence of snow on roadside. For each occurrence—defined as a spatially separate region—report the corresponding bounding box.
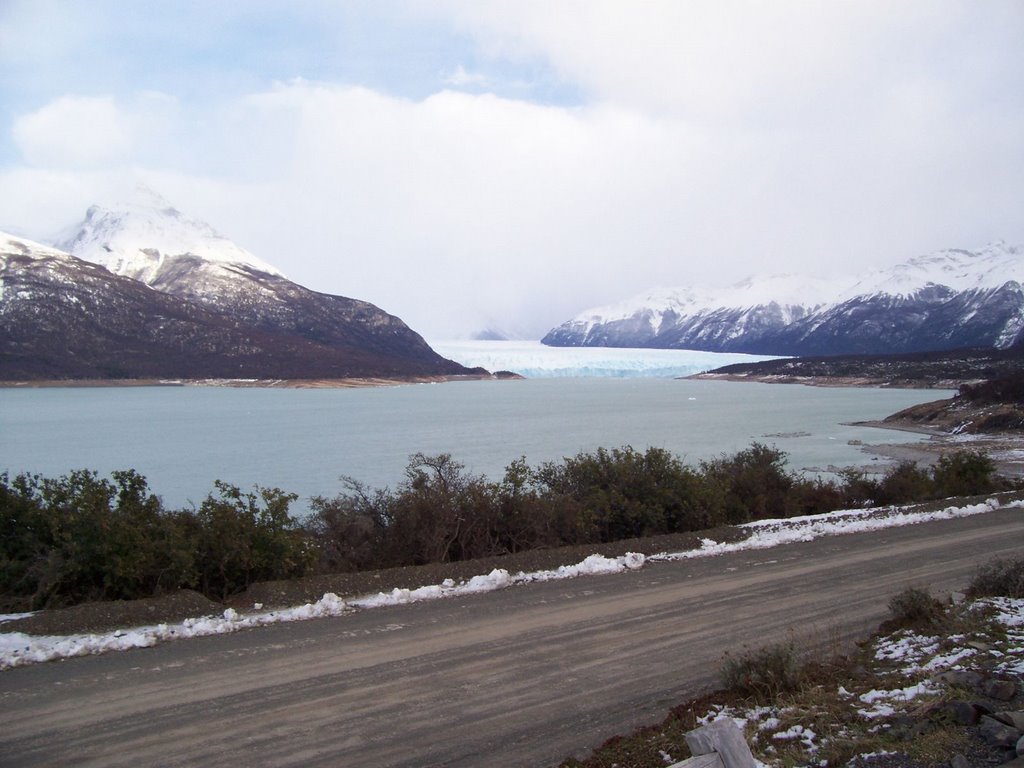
[1,498,1020,670]
[652,497,1021,562]
[0,553,646,669]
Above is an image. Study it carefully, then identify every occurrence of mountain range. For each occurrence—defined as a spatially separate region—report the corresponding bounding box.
[542,242,1024,356]
[0,191,477,381]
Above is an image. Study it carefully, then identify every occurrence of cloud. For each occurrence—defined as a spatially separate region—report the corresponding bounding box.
[12,93,180,170]
[1,3,1022,338]
[13,96,133,168]
[443,65,491,88]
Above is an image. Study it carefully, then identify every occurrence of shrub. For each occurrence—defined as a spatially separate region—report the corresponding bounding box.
[305,480,390,573]
[701,443,794,523]
[193,482,314,600]
[0,470,197,609]
[931,450,997,498]
[886,586,945,629]
[967,558,1024,598]
[874,461,932,505]
[720,642,804,700]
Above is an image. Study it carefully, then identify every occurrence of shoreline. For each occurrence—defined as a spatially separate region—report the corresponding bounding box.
[855,417,1024,478]
[0,373,520,390]
[688,372,960,389]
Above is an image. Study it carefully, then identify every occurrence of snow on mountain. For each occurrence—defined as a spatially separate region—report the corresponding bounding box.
[544,242,1024,355]
[838,241,1022,300]
[49,190,475,376]
[1,231,74,262]
[0,229,475,380]
[54,186,283,286]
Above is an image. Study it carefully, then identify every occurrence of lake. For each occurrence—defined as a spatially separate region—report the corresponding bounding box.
[0,378,948,511]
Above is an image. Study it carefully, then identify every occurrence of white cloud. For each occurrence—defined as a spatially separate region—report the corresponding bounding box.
[1,3,1022,337]
[443,65,490,88]
[13,96,133,168]
[12,93,180,170]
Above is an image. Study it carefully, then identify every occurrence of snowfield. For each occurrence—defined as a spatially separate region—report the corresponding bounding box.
[1,498,1021,670]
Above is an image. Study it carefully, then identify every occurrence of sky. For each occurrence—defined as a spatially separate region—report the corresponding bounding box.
[1,1,1022,339]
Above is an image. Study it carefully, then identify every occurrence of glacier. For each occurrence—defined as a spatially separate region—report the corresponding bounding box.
[430,339,780,378]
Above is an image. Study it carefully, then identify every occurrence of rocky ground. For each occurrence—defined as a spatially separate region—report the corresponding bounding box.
[562,592,1024,768]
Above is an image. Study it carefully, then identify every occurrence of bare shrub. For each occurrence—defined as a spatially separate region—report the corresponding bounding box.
[967,558,1024,598]
[885,586,945,629]
[720,642,804,700]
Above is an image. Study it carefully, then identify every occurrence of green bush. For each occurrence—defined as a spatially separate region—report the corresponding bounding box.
[931,450,997,498]
[701,443,795,523]
[193,482,314,600]
[967,558,1024,598]
[1,440,1011,610]
[874,461,932,506]
[0,470,196,609]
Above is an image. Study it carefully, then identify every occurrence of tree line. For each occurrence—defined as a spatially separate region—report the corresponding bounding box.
[0,444,1011,610]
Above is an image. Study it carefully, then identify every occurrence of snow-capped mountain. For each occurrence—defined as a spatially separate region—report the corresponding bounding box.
[55,186,283,285]
[0,231,305,380]
[48,191,472,376]
[542,242,1024,356]
[1,215,475,380]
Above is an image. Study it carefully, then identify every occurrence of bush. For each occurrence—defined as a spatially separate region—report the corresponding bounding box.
[886,586,945,629]
[931,450,997,498]
[532,445,721,540]
[0,470,196,609]
[193,482,314,600]
[874,461,933,506]
[701,443,795,523]
[720,642,804,700]
[967,558,1024,598]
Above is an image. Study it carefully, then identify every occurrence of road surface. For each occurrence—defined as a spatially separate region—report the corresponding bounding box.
[2,508,1022,767]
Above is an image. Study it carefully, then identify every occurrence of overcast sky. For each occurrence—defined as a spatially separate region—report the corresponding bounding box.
[1,1,1022,339]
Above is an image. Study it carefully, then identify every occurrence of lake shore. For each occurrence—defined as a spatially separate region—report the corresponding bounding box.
[857,417,1024,478]
[689,371,958,389]
[0,372,519,389]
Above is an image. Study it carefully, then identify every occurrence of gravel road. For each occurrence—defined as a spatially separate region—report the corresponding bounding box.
[2,508,1021,767]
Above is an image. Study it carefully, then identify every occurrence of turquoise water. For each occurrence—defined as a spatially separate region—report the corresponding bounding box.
[0,379,949,510]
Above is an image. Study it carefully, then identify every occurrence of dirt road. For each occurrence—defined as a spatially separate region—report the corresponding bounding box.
[2,509,1021,767]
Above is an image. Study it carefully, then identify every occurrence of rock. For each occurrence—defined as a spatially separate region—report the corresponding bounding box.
[934,670,984,688]
[1000,757,1024,768]
[929,700,980,725]
[980,715,1023,748]
[976,701,997,717]
[686,720,756,768]
[968,640,992,651]
[996,712,1024,731]
[950,755,970,768]
[951,701,981,726]
[985,679,1020,701]
[1018,734,1024,757]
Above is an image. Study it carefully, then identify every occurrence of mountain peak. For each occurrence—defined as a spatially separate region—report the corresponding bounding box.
[55,190,284,283]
